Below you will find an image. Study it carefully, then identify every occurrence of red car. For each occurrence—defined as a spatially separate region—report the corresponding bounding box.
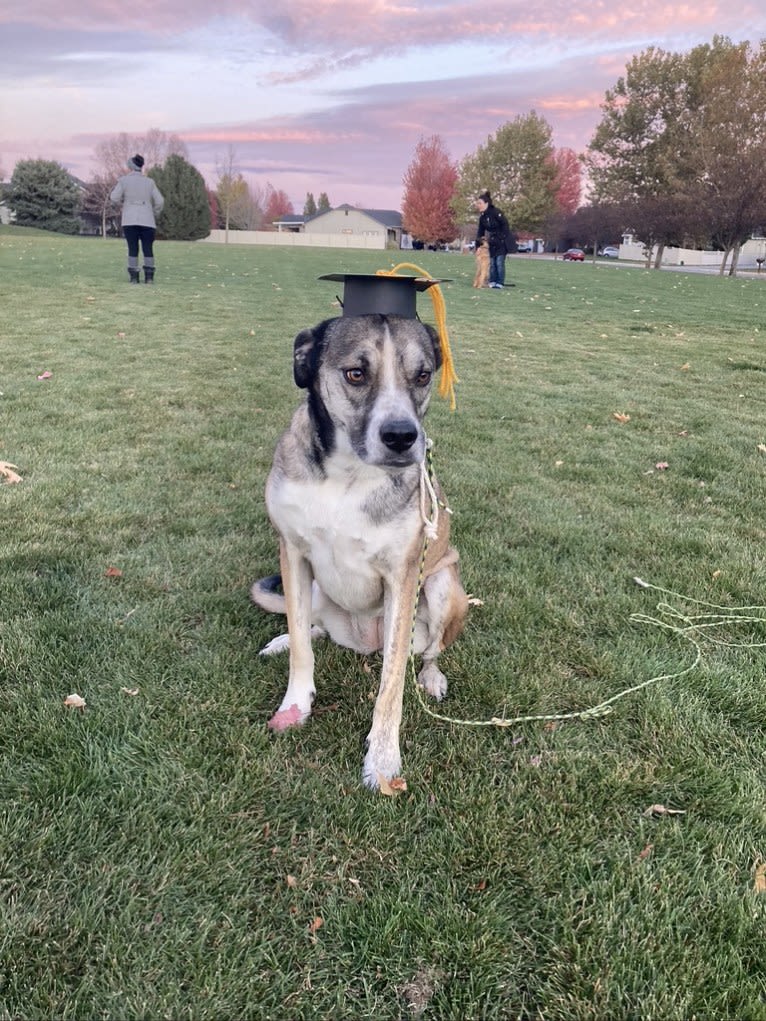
[563,248,585,261]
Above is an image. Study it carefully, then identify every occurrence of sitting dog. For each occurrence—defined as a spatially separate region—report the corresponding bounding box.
[252,309,468,789]
[473,236,490,288]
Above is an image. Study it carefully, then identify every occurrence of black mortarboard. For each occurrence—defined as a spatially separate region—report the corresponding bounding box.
[319,272,447,318]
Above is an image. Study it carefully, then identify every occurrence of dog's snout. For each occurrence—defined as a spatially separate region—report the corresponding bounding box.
[380,418,419,454]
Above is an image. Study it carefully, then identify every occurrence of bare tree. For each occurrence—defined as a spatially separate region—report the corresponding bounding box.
[215,144,238,243]
[93,129,188,183]
[81,173,120,237]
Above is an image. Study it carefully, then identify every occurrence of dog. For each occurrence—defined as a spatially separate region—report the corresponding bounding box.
[473,236,490,288]
[252,312,468,789]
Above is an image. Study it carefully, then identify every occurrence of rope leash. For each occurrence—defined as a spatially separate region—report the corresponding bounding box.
[411,455,766,728]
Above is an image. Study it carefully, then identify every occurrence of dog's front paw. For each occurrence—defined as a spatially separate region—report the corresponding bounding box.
[268,703,310,730]
[418,662,448,701]
[362,745,402,791]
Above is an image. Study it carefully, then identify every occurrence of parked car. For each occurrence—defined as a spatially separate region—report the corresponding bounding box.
[599,246,619,258]
[563,248,585,261]
[515,241,534,253]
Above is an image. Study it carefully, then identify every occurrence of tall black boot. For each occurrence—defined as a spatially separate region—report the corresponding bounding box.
[144,267,155,284]
[128,268,140,284]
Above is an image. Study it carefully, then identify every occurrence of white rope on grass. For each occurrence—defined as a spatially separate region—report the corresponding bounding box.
[409,535,766,727]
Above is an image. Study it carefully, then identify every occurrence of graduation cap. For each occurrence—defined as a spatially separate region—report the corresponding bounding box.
[319,264,458,409]
[319,271,446,319]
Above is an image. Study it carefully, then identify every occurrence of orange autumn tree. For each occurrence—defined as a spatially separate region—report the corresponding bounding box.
[551,146,582,217]
[402,135,459,247]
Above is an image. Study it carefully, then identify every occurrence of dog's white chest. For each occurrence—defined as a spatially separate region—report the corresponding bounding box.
[269,468,420,612]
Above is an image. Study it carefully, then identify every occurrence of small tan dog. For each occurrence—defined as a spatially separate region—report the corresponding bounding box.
[473,236,490,288]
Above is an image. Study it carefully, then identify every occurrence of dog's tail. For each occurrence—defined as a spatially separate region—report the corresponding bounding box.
[250,574,286,615]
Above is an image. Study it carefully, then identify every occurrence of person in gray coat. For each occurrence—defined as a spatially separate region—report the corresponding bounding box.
[110,154,164,283]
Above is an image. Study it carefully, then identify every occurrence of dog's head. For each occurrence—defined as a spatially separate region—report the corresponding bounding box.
[292,314,442,468]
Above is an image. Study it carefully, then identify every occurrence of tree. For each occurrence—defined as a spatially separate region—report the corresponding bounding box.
[263,185,293,227]
[213,146,263,236]
[560,202,628,259]
[454,112,559,233]
[682,39,766,275]
[148,154,210,240]
[317,192,331,213]
[401,134,459,246]
[551,148,582,217]
[207,188,219,232]
[215,145,239,242]
[93,129,188,183]
[8,159,81,233]
[623,194,704,268]
[304,192,317,217]
[585,47,691,207]
[585,36,766,273]
[80,173,120,237]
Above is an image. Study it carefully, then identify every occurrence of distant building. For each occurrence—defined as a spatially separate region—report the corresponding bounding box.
[274,204,403,248]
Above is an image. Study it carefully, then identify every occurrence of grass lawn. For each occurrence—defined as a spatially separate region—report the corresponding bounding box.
[1,227,765,1020]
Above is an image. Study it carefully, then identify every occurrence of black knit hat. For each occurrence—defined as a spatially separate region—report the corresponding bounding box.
[127,154,145,171]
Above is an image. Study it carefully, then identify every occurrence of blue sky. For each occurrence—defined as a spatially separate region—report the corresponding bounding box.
[2,1,765,210]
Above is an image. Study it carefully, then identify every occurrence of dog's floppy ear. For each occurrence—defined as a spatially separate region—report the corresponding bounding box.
[423,322,443,372]
[293,319,333,389]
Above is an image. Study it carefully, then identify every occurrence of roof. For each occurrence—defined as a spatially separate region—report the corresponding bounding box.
[306,205,402,228]
[273,214,308,225]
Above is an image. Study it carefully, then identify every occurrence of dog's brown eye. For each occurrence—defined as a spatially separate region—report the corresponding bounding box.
[344,368,366,386]
[415,370,432,387]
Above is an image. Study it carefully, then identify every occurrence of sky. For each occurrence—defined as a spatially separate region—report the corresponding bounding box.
[2,1,765,212]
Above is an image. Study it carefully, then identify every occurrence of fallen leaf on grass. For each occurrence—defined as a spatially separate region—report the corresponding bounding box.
[104,566,123,578]
[0,461,22,484]
[757,444,766,455]
[643,804,686,818]
[120,687,139,696]
[286,875,298,889]
[36,371,53,381]
[754,861,766,894]
[308,916,323,934]
[63,693,86,710]
[613,412,631,424]
[655,462,670,471]
[378,774,408,797]
[637,843,654,861]
[400,966,443,1018]
[680,362,690,371]
[466,594,484,607]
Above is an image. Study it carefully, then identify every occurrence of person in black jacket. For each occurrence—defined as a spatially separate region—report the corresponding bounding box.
[475,190,515,289]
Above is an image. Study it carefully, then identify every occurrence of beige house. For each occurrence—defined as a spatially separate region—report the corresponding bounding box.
[204,205,404,249]
[275,205,403,247]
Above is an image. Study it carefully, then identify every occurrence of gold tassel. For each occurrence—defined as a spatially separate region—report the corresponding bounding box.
[376,262,458,411]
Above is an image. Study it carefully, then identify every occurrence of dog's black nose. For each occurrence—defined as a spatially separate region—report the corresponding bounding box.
[380,419,418,453]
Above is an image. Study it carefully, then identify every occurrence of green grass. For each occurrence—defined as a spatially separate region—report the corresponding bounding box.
[1,228,766,1020]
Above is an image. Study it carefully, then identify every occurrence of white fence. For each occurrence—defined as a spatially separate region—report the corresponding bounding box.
[200,230,388,249]
[620,237,766,269]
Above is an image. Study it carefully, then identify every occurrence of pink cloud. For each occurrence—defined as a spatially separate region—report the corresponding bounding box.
[4,0,763,53]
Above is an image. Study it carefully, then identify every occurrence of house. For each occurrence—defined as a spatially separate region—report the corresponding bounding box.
[275,205,403,248]
[274,213,307,233]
